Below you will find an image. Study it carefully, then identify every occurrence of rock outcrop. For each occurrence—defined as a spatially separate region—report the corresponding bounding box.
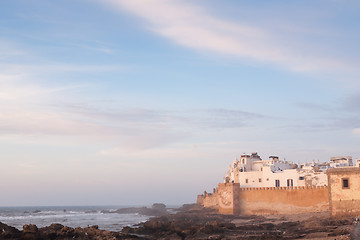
[122,205,356,240]
[0,221,22,239]
[0,222,142,240]
[103,203,168,216]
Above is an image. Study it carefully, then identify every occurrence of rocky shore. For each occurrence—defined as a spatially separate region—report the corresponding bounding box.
[0,204,357,239]
[122,204,356,239]
[101,203,169,216]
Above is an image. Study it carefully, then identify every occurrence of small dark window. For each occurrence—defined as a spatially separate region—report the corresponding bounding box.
[287,179,293,187]
[299,176,304,180]
[275,180,280,187]
[342,178,349,188]
[245,179,249,183]
[259,178,262,182]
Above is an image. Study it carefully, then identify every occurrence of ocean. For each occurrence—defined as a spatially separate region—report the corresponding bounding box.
[0,206,152,231]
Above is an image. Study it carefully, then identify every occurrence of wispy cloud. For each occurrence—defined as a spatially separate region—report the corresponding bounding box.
[0,76,79,102]
[0,39,25,59]
[59,103,265,130]
[31,103,266,149]
[70,42,116,54]
[0,39,263,139]
[0,39,128,135]
[1,63,127,75]
[0,73,265,139]
[192,109,265,129]
[352,128,360,135]
[343,93,360,112]
[0,110,108,136]
[295,102,334,113]
[0,73,109,136]
[102,0,355,73]
[0,58,113,137]
[282,99,360,133]
[97,141,237,161]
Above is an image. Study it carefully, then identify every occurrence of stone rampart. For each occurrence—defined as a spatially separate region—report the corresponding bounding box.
[198,184,329,215]
[197,190,219,209]
[238,186,329,215]
[218,183,240,215]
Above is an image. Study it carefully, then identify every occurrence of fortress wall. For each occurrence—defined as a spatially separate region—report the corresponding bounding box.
[238,186,329,215]
[197,191,219,209]
[198,184,329,215]
[218,183,240,215]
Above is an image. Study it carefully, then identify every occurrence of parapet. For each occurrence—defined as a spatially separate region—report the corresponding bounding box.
[327,167,360,174]
[239,186,328,191]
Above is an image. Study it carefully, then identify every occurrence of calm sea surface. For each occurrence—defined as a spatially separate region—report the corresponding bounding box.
[0,206,152,231]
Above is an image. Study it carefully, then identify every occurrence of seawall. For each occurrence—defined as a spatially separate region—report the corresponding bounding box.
[198,184,329,215]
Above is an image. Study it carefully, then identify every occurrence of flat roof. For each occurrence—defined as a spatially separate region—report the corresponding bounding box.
[327,167,360,174]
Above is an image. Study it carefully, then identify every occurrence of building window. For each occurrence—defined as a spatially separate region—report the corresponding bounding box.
[275,180,280,187]
[299,176,304,180]
[258,178,262,182]
[242,159,246,164]
[245,179,248,183]
[287,179,293,187]
[342,178,349,189]
[266,178,269,181]
[260,167,263,171]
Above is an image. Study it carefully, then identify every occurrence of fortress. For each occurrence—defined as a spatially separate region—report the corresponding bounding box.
[197,152,360,217]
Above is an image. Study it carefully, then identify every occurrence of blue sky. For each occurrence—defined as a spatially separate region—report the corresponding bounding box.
[0,0,360,206]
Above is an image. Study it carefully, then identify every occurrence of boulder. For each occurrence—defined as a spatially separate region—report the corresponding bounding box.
[0,222,21,239]
[22,224,39,239]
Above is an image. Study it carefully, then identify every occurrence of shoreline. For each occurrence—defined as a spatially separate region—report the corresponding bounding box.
[0,204,358,239]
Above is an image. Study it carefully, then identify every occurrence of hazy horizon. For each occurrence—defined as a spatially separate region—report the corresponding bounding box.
[1,0,360,206]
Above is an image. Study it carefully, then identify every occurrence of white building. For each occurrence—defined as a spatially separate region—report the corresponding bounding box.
[329,156,353,168]
[224,152,333,188]
[356,159,360,167]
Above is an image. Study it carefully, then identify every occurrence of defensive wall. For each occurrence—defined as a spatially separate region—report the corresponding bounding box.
[237,185,328,215]
[198,167,360,216]
[197,190,219,209]
[198,184,329,215]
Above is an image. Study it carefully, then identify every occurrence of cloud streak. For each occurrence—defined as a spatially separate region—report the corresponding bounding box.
[0,74,109,136]
[0,48,264,140]
[103,0,354,73]
[61,103,265,130]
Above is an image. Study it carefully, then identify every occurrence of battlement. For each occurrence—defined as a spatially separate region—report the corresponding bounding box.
[199,185,328,197]
[240,185,328,191]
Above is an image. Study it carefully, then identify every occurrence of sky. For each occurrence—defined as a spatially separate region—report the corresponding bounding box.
[0,0,360,206]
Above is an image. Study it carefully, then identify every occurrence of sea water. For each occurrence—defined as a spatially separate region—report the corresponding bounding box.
[0,206,151,231]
